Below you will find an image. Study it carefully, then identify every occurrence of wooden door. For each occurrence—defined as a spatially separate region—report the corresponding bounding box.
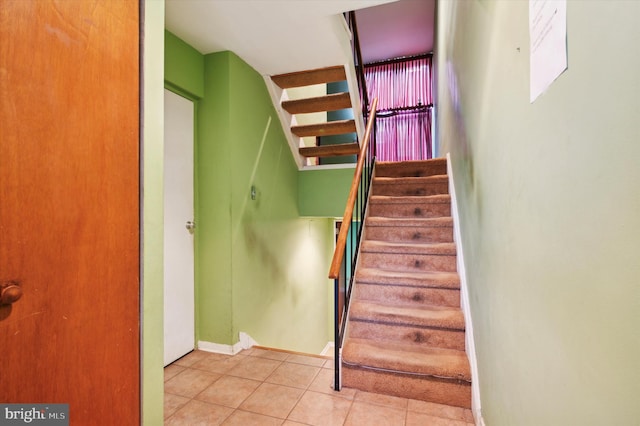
[0,0,140,423]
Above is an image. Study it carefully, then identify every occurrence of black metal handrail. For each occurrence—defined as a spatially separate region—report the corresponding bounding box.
[328,98,377,391]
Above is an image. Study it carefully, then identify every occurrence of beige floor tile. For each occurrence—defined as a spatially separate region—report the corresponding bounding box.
[221,410,284,426]
[285,353,327,367]
[164,368,222,398]
[287,390,352,426]
[239,382,304,419]
[165,399,233,426]
[322,358,335,370]
[192,353,248,375]
[172,350,209,367]
[249,348,290,361]
[408,399,471,422]
[227,356,282,381]
[344,401,406,426]
[307,369,356,400]
[164,393,190,419]
[266,362,321,389]
[354,390,408,410]
[164,364,185,382]
[196,375,262,408]
[406,411,474,426]
[163,347,474,426]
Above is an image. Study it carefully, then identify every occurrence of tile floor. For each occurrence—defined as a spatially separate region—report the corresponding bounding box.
[164,347,475,425]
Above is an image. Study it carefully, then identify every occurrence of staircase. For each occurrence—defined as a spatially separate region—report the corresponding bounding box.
[270,65,361,164]
[341,157,472,409]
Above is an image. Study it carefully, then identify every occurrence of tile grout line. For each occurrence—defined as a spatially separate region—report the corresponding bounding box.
[164,349,475,425]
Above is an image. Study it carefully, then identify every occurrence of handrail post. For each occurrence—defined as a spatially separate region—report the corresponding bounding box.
[333,276,341,391]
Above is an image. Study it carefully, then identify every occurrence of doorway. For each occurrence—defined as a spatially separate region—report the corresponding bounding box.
[163,89,196,365]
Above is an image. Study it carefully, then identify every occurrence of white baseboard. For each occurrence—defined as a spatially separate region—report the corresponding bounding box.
[197,332,258,356]
[447,153,484,426]
[320,341,335,356]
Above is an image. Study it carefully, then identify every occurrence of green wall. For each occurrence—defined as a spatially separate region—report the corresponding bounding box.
[163,35,338,353]
[164,31,204,99]
[142,1,164,424]
[436,1,640,424]
[298,166,354,217]
[198,51,334,352]
[197,52,234,344]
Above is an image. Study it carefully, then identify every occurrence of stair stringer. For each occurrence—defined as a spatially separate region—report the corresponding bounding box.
[447,152,484,426]
[263,76,305,169]
[342,53,365,143]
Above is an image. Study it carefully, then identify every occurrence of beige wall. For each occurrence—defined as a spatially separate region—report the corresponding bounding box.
[143,0,165,423]
[436,1,640,424]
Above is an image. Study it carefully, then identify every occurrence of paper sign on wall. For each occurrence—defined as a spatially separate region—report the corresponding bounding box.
[529,0,567,103]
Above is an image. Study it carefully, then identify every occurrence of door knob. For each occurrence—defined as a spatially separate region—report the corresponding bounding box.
[185,221,196,234]
[0,280,23,305]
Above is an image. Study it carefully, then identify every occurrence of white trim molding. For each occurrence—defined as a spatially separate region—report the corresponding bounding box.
[197,332,259,356]
[447,153,484,426]
[321,341,335,356]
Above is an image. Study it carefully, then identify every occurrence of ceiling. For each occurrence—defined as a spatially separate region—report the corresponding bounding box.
[165,0,434,75]
[356,0,435,64]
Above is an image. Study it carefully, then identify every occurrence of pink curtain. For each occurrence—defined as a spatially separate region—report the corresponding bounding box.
[365,57,433,161]
[375,110,432,161]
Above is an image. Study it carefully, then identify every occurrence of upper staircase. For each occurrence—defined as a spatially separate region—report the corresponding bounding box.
[341,157,473,410]
[270,65,362,164]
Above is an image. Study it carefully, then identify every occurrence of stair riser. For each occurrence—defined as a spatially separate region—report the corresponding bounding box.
[355,283,460,308]
[376,161,447,178]
[368,202,451,219]
[372,182,449,197]
[365,226,453,244]
[342,366,471,408]
[348,321,466,351]
[360,252,457,273]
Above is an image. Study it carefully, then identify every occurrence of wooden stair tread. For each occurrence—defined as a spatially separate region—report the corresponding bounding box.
[362,240,456,255]
[350,300,465,330]
[342,338,471,382]
[271,65,346,88]
[282,92,351,114]
[299,143,359,158]
[356,268,460,289]
[292,119,356,137]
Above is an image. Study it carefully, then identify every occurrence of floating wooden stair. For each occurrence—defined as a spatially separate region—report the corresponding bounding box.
[282,92,351,115]
[271,65,346,88]
[291,119,356,138]
[271,65,358,162]
[298,142,360,158]
[342,157,473,409]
